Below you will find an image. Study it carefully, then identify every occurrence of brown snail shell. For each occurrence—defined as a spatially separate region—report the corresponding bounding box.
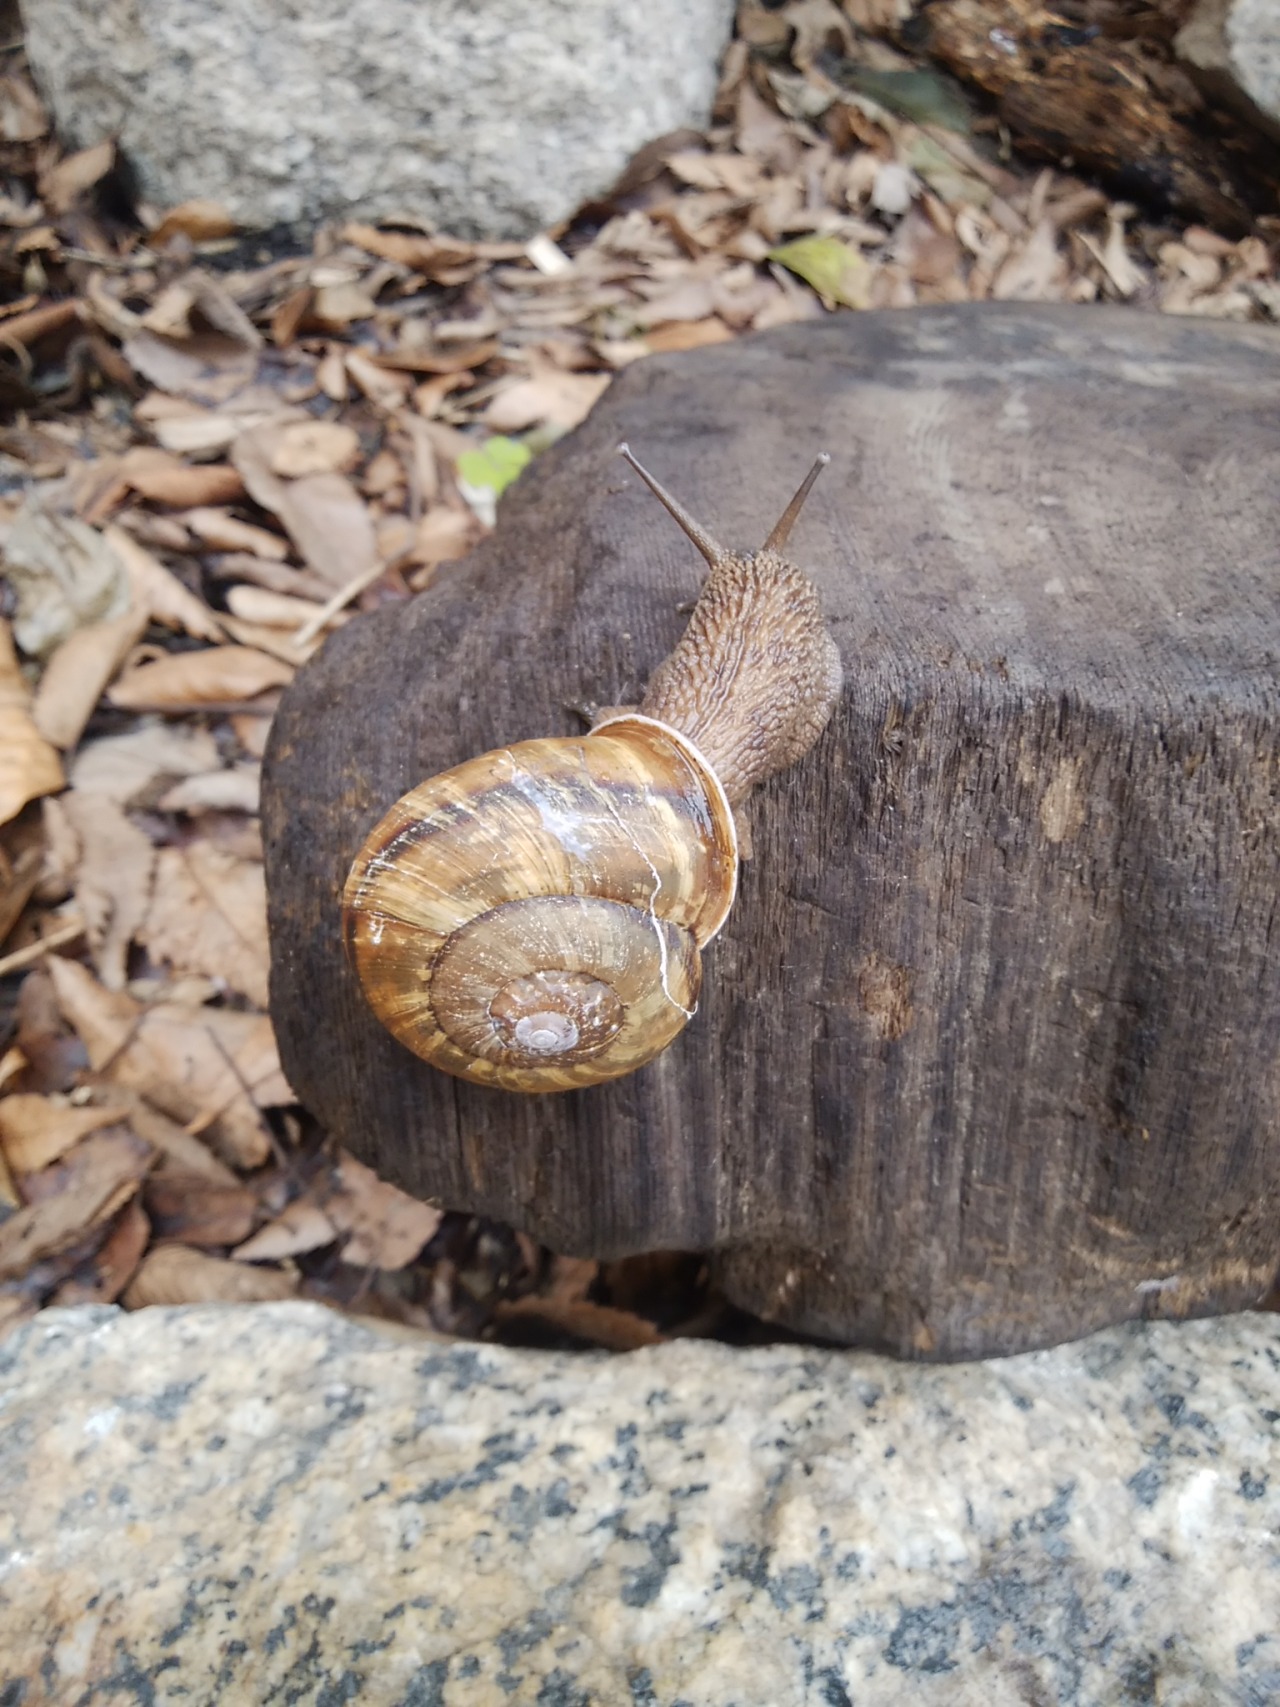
[342,713,737,1092]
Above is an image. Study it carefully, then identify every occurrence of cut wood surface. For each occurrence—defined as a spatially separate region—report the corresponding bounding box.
[263,303,1280,1358]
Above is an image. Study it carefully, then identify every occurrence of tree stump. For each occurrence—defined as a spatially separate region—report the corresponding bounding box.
[262,304,1280,1359]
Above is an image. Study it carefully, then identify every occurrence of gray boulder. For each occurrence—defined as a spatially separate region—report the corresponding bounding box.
[1,1304,1277,1702]
[1178,0,1280,142]
[21,0,735,238]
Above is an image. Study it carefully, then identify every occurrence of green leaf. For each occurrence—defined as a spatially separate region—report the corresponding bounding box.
[839,67,971,135]
[768,236,871,310]
[456,436,532,496]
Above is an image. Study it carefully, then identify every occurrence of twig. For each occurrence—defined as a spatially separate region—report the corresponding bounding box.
[293,547,413,647]
[0,916,86,978]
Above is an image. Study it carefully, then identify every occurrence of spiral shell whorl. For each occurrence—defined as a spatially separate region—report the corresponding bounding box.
[342,719,736,1091]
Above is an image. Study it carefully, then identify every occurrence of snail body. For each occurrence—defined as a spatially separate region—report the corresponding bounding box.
[343,447,842,1092]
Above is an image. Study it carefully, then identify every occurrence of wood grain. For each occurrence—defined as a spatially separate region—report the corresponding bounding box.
[263,304,1280,1357]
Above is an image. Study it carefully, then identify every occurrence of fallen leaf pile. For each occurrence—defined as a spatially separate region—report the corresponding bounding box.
[1,2,1276,1347]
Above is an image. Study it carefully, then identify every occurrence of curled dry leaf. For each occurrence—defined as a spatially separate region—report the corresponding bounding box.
[219,615,323,668]
[0,1127,152,1282]
[123,1243,298,1309]
[142,842,270,1008]
[324,1150,443,1269]
[103,523,225,642]
[0,1094,132,1176]
[993,220,1068,301]
[32,605,150,750]
[47,956,290,1169]
[182,507,289,559]
[224,585,337,630]
[4,498,129,660]
[107,645,294,710]
[0,620,65,828]
[0,72,49,143]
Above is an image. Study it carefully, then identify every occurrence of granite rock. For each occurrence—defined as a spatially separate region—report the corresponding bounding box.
[21,0,735,239]
[1177,0,1280,142]
[0,1304,1278,1704]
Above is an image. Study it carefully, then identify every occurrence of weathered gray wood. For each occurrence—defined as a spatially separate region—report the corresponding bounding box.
[263,304,1280,1358]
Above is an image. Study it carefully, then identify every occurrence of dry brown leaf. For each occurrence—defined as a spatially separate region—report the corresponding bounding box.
[0,839,43,950]
[57,791,155,989]
[345,350,412,409]
[52,1195,151,1306]
[0,619,65,829]
[142,843,269,1007]
[0,1127,152,1281]
[233,1198,338,1262]
[125,1097,241,1185]
[217,613,323,666]
[485,360,610,433]
[360,447,405,497]
[39,138,115,213]
[148,199,238,247]
[231,426,379,588]
[124,1243,298,1308]
[325,1150,443,1269]
[70,724,221,806]
[156,766,261,815]
[0,1094,132,1176]
[119,447,245,508]
[312,279,379,327]
[633,277,719,328]
[143,1172,258,1247]
[103,524,225,642]
[224,585,337,630]
[32,605,150,750]
[411,506,481,569]
[229,713,273,761]
[992,220,1069,301]
[121,330,258,402]
[340,223,483,277]
[0,73,49,143]
[47,957,288,1168]
[268,420,361,478]
[147,410,241,457]
[643,317,735,352]
[107,645,294,710]
[493,1294,663,1351]
[1,299,81,349]
[182,507,289,558]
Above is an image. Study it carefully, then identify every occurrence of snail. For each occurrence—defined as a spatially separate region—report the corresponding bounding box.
[342,444,842,1092]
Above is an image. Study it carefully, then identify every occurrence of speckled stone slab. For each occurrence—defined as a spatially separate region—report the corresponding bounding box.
[0,1306,1277,1705]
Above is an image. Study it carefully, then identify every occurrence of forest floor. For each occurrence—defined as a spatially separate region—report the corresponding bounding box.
[1,0,1276,1348]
